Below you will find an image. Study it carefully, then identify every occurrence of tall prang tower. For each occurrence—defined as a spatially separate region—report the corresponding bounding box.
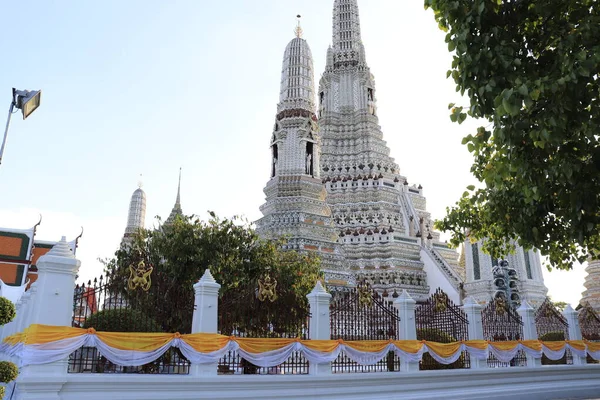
[257,22,351,287]
[581,258,600,312]
[123,179,147,243]
[318,0,439,299]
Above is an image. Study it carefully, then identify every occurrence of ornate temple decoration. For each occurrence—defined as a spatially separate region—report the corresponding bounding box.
[357,283,373,307]
[433,291,449,313]
[128,260,153,292]
[257,274,278,303]
[256,19,351,287]
[582,258,600,313]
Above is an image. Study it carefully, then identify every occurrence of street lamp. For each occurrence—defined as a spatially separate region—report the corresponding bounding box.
[1,88,42,166]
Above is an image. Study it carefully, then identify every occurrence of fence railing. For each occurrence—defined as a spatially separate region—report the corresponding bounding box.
[330,285,401,373]
[535,298,572,365]
[4,236,600,379]
[482,299,527,368]
[69,270,194,375]
[416,288,470,370]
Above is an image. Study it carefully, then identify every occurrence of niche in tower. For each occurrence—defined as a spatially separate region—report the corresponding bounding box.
[305,142,314,177]
[367,88,376,116]
[319,91,325,117]
[271,143,279,178]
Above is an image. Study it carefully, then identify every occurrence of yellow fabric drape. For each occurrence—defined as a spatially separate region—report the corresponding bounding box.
[96,332,176,352]
[183,334,230,353]
[3,325,599,361]
[22,324,86,345]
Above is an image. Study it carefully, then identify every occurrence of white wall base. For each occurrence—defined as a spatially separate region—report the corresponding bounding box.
[16,365,600,400]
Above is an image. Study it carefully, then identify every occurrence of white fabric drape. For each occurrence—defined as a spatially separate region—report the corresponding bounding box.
[3,335,600,368]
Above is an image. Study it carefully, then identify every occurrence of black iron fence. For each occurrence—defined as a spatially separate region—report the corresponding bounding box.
[535,298,571,365]
[578,303,600,364]
[416,288,470,370]
[482,298,527,367]
[217,284,310,375]
[329,285,401,373]
[69,270,194,374]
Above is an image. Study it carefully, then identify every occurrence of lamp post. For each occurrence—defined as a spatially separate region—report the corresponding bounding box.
[1,88,42,166]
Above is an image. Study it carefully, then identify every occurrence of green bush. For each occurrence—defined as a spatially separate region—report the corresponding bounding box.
[417,328,466,370]
[0,361,18,383]
[83,309,162,333]
[539,331,567,365]
[0,297,16,326]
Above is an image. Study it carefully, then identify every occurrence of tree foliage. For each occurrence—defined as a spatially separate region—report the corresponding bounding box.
[0,297,17,396]
[425,0,600,269]
[103,213,323,336]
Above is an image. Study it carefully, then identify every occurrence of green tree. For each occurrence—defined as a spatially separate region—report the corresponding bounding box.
[0,297,18,397]
[425,0,600,269]
[102,213,323,336]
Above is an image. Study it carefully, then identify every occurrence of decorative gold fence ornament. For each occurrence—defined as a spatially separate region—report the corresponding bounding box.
[357,284,373,307]
[495,297,507,316]
[433,291,448,313]
[128,260,153,292]
[258,274,277,302]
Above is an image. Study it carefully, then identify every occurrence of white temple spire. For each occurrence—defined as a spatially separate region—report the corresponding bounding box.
[277,24,316,115]
[124,178,147,238]
[332,0,363,52]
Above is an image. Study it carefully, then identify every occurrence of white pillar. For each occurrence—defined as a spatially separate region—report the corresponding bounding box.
[17,291,31,332]
[462,296,486,369]
[307,281,331,375]
[517,300,541,367]
[394,290,419,372]
[563,305,586,365]
[190,269,221,377]
[16,237,80,400]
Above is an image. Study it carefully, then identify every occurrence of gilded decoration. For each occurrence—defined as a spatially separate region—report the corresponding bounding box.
[258,274,278,302]
[433,291,449,313]
[357,283,373,307]
[128,260,153,292]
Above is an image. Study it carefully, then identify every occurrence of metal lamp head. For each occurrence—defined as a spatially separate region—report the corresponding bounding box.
[13,88,42,120]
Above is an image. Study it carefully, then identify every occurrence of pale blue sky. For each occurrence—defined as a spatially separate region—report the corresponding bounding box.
[0,0,587,304]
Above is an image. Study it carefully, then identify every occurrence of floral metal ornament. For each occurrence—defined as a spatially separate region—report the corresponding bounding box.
[357,283,373,307]
[128,260,153,292]
[433,291,449,313]
[494,297,507,316]
[258,274,278,302]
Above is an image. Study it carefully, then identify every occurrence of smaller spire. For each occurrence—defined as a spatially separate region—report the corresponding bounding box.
[176,167,182,206]
[295,15,303,38]
[166,168,183,226]
[138,174,143,189]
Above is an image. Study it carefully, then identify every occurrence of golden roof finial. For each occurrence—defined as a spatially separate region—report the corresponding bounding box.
[295,14,303,38]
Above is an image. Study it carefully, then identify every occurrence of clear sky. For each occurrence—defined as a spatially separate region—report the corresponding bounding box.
[0,0,586,305]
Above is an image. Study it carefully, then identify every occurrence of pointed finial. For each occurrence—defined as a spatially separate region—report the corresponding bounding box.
[138,174,143,189]
[295,14,303,38]
[176,168,182,205]
[47,236,75,258]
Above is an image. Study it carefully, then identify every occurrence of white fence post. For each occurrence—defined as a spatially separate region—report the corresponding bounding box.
[462,297,486,369]
[563,305,586,365]
[16,237,80,400]
[190,269,221,377]
[517,300,541,367]
[307,281,331,375]
[394,290,419,372]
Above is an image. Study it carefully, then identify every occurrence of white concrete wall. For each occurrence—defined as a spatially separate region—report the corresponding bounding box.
[421,248,460,303]
[12,365,600,400]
